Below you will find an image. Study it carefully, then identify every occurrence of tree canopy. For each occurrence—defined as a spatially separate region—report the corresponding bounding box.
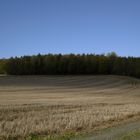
[0,53,140,78]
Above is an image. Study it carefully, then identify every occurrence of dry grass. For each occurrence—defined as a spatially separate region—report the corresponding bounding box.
[0,75,140,140]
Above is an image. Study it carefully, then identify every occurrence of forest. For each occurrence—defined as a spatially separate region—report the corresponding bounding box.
[0,53,140,78]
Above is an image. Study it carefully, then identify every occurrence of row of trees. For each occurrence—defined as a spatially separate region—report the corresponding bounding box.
[1,53,140,78]
[0,59,6,74]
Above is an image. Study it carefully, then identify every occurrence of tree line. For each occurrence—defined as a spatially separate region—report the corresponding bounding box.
[0,53,140,78]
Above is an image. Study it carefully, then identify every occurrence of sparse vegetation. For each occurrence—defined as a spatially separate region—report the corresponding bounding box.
[115,130,140,140]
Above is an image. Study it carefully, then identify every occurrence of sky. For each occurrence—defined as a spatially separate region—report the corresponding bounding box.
[0,0,140,58]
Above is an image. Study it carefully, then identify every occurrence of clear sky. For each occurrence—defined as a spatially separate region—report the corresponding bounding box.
[0,0,140,58]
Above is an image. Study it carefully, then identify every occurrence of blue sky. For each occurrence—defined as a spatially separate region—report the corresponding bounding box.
[0,0,140,58]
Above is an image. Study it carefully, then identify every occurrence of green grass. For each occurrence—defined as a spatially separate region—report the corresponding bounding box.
[26,127,140,140]
[26,132,78,140]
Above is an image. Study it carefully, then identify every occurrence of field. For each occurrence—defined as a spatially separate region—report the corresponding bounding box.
[0,75,140,140]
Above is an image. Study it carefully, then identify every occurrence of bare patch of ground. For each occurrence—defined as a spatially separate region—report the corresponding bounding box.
[71,117,140,140]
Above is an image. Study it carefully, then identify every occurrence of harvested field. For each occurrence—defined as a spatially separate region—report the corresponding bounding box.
[0,75,140,140]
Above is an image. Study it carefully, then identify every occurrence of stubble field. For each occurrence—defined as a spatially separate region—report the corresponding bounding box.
[0,75,140,140]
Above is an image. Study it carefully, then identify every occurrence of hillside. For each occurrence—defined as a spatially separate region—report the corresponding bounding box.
[0,75,140,94]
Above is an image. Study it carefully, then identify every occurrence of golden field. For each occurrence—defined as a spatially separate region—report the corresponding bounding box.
[0,75,140,140]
